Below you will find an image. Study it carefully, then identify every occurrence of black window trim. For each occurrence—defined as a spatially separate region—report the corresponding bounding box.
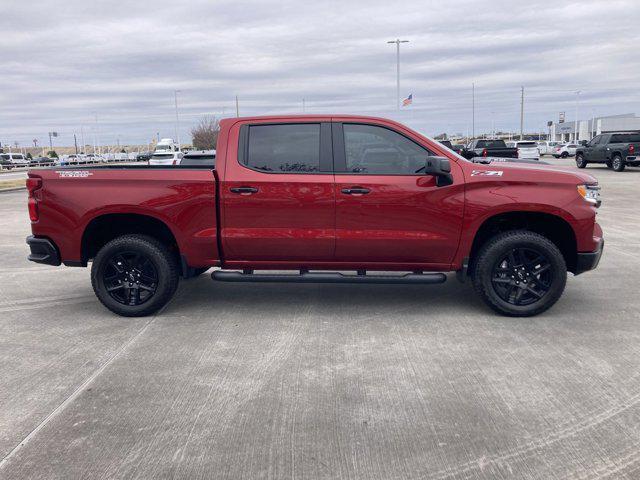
[332,121,436,176]
[238,121,333,174]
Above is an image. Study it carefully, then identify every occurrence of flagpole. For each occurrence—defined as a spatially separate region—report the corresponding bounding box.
[387,39,409,110]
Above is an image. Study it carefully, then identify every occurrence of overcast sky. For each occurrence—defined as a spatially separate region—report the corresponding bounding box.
[2,0,639,148]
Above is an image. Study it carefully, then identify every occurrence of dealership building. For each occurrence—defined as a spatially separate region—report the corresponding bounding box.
[549,113,640,142]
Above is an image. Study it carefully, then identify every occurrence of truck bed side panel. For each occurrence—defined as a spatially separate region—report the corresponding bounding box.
[30,168,219,267]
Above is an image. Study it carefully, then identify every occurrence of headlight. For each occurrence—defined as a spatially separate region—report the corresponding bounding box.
[577,184,601,207]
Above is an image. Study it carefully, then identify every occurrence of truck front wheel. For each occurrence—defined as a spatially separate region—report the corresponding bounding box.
[91,235,179,317]
[472,231,567,317]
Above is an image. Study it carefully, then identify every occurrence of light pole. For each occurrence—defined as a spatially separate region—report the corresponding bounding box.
[574,90,581,141]
[387,39,409,110]
[174,90,181,149]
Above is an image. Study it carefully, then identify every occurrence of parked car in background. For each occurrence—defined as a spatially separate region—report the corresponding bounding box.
[438,140,465,155]
[29,156,55,166]
[149,151,183,165]
[536,141,561,155]
[180,150,216,167]
[461,139,518,160]
[26,114,604,318]
[506,141,540,160]
[553,143,578,158]
[575,132,640,172]
[0,152,29,166]
[136,151,152,161]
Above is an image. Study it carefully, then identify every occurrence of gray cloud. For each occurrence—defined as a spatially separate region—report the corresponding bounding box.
[1,0,639,147]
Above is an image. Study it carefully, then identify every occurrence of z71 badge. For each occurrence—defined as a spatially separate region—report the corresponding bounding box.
[56,171,93,178]
[471,170,503,177]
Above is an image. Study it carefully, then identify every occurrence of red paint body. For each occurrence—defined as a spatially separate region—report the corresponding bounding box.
[28,115,602,273]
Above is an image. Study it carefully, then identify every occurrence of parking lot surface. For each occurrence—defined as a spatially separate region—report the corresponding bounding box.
[1,159,639,479]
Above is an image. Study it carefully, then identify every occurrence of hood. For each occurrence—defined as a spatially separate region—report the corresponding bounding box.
[466,159,598,185]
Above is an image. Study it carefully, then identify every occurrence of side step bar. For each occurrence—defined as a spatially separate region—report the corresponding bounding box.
[212,270,447,285]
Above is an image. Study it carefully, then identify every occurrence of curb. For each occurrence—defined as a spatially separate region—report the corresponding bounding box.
[0,187,26,193]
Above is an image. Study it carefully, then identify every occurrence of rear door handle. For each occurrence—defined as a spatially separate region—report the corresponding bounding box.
[230,186,258,194]
[341,187,370,195]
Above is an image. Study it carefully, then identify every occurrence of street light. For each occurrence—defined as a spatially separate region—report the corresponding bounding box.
[174,90,181,149]
[574,90,581,141]
[387,39,409,110]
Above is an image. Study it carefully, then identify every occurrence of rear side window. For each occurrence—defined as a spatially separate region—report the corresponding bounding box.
[611,133,640,143]
[246,124,320,173]
[517,142,536,147]
[476,140,506,148]
[342,123,430,174]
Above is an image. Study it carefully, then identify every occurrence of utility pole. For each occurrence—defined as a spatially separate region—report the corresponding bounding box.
[174,90,181,149]
[74,134,78,154]
[80,126,85,153]
[574,90,581,141]
[387,39,409,110]
[302,98,305,113]
[235,95,240,117]
[94,113,100,155]
[472,83,475,140]
[520,86,524,140]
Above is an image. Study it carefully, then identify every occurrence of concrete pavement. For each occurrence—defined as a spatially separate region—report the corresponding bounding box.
[1,159,639,479]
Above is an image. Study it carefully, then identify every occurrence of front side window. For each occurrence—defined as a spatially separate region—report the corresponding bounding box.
[588,135,602,146]
[342,124,430,174]
[246,124,320,173]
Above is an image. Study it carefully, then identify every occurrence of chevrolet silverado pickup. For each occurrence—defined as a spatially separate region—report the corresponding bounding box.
[461,139,519,160]
[26,115,604,317]
[575,132,640,172]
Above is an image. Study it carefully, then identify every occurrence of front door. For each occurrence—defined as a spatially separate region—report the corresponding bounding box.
[332,122,464,267]
[222,121,335,263]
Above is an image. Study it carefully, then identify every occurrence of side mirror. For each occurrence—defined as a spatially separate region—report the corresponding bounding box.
[424,156,453,186]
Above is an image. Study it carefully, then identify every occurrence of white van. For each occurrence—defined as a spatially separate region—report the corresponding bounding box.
[0,153,28,165]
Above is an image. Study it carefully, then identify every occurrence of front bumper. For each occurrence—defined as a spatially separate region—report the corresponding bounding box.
[575,238,604,275]
[26,236,61,266]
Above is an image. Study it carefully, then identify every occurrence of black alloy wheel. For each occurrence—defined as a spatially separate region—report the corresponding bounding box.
[102,251,158,306]
[91,235,179,317]
[491,248,552,306]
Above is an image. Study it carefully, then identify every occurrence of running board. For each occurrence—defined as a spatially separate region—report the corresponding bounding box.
[212,270,447,284]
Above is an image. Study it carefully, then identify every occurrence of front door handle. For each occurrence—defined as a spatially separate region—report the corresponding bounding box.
[230,186,258,194]
[341,187,370,195]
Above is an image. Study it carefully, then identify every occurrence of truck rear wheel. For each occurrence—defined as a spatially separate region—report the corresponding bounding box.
[472,231,567,317]
[91,235,179,317]
[612,154,625,172]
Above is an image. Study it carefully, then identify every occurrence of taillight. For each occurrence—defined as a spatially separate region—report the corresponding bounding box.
[26,177,42,222]
[630,145,636,155]
[172,159,177,165]
[482,148,488,157]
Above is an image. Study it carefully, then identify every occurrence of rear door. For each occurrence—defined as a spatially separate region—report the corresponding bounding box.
[332,121,464,266]
[221,121,335,263]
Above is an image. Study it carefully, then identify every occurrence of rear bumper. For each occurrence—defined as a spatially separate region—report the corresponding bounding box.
[26,236,61,266]
[575,238,604,275]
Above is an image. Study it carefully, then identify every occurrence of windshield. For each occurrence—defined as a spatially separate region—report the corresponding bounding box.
[151,153,174,159]
[155,145,171,151]
[0,154,9,160]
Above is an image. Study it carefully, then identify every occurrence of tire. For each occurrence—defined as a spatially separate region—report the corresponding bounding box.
[91,235,179,317]
[472,230,567,317]
[612,154,625,172]
[575,154,587,168]
[561,152,569,158]
[606,160,612,168]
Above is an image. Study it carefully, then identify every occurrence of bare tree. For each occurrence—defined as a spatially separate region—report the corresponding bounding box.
[191,116,220,150]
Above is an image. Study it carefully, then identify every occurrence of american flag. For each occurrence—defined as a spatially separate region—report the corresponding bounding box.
[402,93,413,107]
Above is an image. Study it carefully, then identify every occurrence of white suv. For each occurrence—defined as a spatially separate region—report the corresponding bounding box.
[506,141,540,160]
[149,151,183,166]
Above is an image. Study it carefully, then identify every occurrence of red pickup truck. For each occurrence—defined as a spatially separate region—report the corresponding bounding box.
[26,115,604,317]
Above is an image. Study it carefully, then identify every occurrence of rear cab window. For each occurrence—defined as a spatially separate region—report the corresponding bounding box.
[610,133,640,143]
[242,123,321,173]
